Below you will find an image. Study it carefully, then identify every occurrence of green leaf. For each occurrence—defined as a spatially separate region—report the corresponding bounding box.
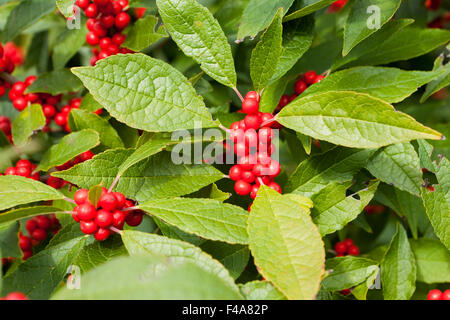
[52,25,88,69]
[53,150,224,202]
[303,67,446,103]
[322,256,379,291]
[56,0,74,18]
[12,104,46,146]
[0,206,63,225]
[285,147,376,197]
[156,0,236,88]
[239,281,286,300]
[79,93,103,113]
[51,255,243,299]
[367,143,422,196]
[88,184,104,209]
[0,222,21,258]
[74,234,127,272]
[283,0,335,22]
[0,176,64,211]
[270,16,314,83]
[72,53,218,131]
[200,241,249,279]
[421,157,450,249]
[343,0,402,55]
[421,55,450,103]
[36,130,100,172]
[1,235,87,299]
[153,217,206,246]
[259,76,289,113]
[312,180,379,236]
[122,230,241,294]
[337,27,450,69]
[25,69,83,96]
[277,91,443,148]
[250,8,283,92]
[237,0,294,41]
[248,186,325,300]
[381,223,416,300]
[68,109,124,151]
[139,198,248,244]
[2,0,55,42]
[123,15,167,51]
[410,238,450,284]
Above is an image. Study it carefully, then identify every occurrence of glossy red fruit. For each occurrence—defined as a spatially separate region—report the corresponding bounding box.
[313,75,325,83]
[86,32,100,45]
[294,80,307,95]
[241,170,255,184]
[266,160,281,177]
[80,220,98,235]
[5,167,17,175]
[86,18,96,31]
[112,210,126,229]
[74,189,89,205]
[75,203,97,221]
[242,98,259,114]
[304,71,318,85]
[334,242,347,254]
[238,154,256,171]
[32,228,47,241]
[98,193,118,211]
[245,91,260,102]
[35,215,51,230]
[5,292,27,300]
[258,127,274,144]
[11,81,26,95]
[13,97,28,111]
[427,289,443,300]
[76,0,90,9]
[244,114,261,130]
[85,4,99,18]
[115,12,131,29]
[93,21,107,37]
[347,245,360,256]
[229,165,242,181]
[15,166,31,177]
[95,209,113,228]
[343,238,354,247]
[112,33,126,45]
[22,250,32,260]
[100,14,115,28]
[234,142,249,157]
[250,184,260,199]
[94,228,110,241]
[442,289,450,300]
[25,219,37,234]
[79,151,94,161]
[113,192,126,208]
[19,235,32,251]
[42,104,56,118]
[268,181,281,193]
[234,180,251,196]
[126,212,143,227]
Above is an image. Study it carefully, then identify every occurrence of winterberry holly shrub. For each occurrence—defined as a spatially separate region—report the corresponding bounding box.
[0,0,449,301]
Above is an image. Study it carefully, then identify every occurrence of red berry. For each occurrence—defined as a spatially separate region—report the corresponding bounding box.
[334,242,347,255]
[117,0,129,9]
[245,91,260,102]
[86,31,100,45]
[5,292,27,300]
[258,127,274,144]
[5,167,17,175]
[85,4,99,18]
[54,113,67,126]
[343,238,354,247]
[13,97,28,111]
[93,21,107,37]
[76,0,90,9]
[304,71,318,85]
[229,165,242,181]
[242,98,259,114]
[427,289,443,300]
[234,180,251,196]
[15,166,31,177]
[74,189,89,205]
[268,181,281,193]
[19,235,32,251]
[112,210,126,229]
[238,154,257,171]
[80,220,98,234]
[22,250,32,260]
[16,159,32,168]
[100,14,115,28]
[98,193,118,211]
[241,170,255,184]
[32,228,47,241]
[79,150,94,161]
[24,76,37,87]
[244,114,261,130]
[35,215,51,230]
[86,18,96,31]
[112,33,126,45]
[340,289,351,296]
[442,289,450,300]
[266,160,281,177]
[294,80,307,95]
[25,219,38,234]
[95,209,113,228]
[115,12,131,29]
[112,192,126,208]
[347,245,360,256]
[94,228,110,241]
[250,184,260,199]
[126,212,143,227]
[11,81,26,95]
[75,203,97,221]
[42,104,56,118]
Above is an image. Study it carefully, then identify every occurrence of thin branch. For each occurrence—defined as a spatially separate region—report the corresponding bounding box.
[233,87,244,102]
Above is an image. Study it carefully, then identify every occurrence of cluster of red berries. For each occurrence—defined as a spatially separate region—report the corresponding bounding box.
[0,115,12,143]
[19,215,60,260]
[47,150,95,189]
[75,0,140,65]
[427,289,450,300]
[276,70,325,113]
[426,0,442,10]
[227,91,281,199]
[1,160,40,181]
[334,238,360,257]
[328,0,349,13]
[364,204,386,215]
[0,292,27,300]
[0,42,24,98]
[72,188,144,241]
